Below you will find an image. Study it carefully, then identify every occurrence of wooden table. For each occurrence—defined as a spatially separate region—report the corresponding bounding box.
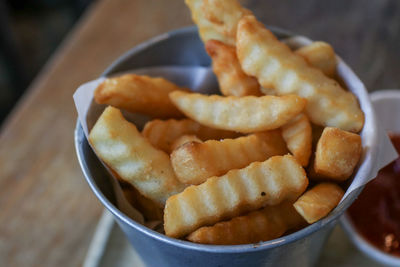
[0,0,399,266]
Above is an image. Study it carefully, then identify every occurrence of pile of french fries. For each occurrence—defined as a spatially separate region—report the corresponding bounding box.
[88,0,364,245]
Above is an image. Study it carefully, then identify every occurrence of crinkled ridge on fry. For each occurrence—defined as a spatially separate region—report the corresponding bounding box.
[236,15,364,132]
[164,155,308,238]
[169,91,306,133]
[94,74,187,118]
[89,106,186,206]
[187,201,305,245]
[171,132,288,185]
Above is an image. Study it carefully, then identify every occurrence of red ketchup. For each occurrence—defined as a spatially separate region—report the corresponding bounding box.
[348,134,400,256]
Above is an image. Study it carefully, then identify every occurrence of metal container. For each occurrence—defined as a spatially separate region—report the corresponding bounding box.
[74,27,377,267]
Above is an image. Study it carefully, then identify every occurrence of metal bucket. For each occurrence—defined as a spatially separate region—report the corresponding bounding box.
[74,26,377,267]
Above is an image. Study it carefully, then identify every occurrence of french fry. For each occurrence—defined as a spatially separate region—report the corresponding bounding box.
[295,41,337,78]
[171,135,203,151]
[164,155,308,238]
[89,106,186,206]
[187,201,305,245]
[293,183,344,223]
[169,91,306,133]
[142,119,240,153]
[236,15,364,132]
[261,42,337,95]
[122,184,164,221]
[94,74,187,118]
[312,127,362,181]
[205,40,261,96]
[281,113,312,166]
[184,0,250,45]
[171,131,288,185]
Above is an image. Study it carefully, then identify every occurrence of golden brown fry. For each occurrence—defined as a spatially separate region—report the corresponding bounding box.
[142,119,240,153]
[312,127,362,181]
[169,91,306,133]
[205,39,261,96]
[164,155,308,238]
[89,106,186,206]
[122,184,164,221]
[187,201,305,245]
[261,42,337,95]
[171,131,288,185]
[295,42,337,78]
[94,74,187,118]
[293,183,344,223]
[171,135,202,151]
[236,15,364,132]
[281,113,312,166]
[185,0,250,45]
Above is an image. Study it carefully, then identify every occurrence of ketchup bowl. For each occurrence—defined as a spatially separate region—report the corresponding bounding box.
[341,89,400,267]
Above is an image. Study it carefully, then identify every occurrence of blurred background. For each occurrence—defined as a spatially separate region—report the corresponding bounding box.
[0,0,93,126]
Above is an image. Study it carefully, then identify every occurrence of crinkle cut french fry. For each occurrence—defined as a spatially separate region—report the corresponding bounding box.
[281,113,312,166]
[184,0,250,45]
[205,40,261,96]
[169,91,306,133]
[262,42,337,95]
[171,131,288,185]
[236,15,364,132]
[89,106,186,206]
[187,201,305,245]
[142,119,240,153]
[293,183,344,224]
[312,127,362,181]
[94,74,187,118]
[171,135,202,152]
[295,41,337,78]
[164,155,308,238]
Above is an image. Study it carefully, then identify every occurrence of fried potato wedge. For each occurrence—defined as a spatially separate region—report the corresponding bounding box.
[164,155,308,238]
[205,39,261,96]
[187,201,305,245]
[171,131,288,185]
[312,127,362,181]
[171,135,203,152]
[281,113,312,166]
[295,42,337,78]
[94,74,187,118]
[185,0,250,45]
[169,91,306,133]
[89,106,186,206]
[236,15,364,132]
[142,119,240,153]
[293,183,344,223]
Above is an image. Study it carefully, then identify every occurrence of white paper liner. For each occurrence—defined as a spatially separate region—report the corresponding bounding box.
[73,36,398,225]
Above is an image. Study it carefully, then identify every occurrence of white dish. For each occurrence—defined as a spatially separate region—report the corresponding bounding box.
[341,89,400,267]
